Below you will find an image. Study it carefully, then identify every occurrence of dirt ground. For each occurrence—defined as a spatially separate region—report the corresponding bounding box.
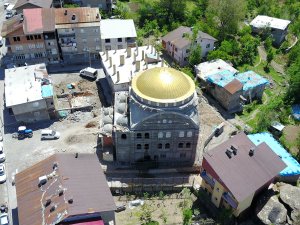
[115,193,197,225]
[283,125,300,153]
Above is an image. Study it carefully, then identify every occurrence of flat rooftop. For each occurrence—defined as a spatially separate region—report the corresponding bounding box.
[250,15,291,30]
[100,19,137,39]
[100,45,166,85]
[195,59,238,81]
[5,63,49,107]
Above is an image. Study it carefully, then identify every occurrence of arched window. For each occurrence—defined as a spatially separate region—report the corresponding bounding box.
[136,133,142,139]
[121,134,127,139]
[136,144,142,150]
[178,143,184,148]
[186,143,191,148]
[158,143,162,149]
[165,143,170,149]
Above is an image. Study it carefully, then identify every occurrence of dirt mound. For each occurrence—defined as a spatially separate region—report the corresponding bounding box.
[85,121,98,128]
[65,133,97,145]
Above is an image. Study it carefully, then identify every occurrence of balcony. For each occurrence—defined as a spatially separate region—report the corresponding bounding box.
[222,192,238,209]
[200,171,215,187]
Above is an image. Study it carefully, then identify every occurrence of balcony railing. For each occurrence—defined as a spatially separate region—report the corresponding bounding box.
[200,171,215,187]
[222,192,238,209]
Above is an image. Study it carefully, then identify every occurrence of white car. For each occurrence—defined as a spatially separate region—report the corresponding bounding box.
[4,3,10,10]
[0,213,9,225]
[0,164,6,184]
[0,143,5,163]
[41,130,60,140]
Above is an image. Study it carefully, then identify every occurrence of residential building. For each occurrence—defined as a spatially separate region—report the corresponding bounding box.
[13,0,53,14]
[5,64,55,123]
[204,69,268,113]
[162,26,217,66]
[200,132,286,217]
[65,0,116,11]
[15,154,116,225]
[55,7,101,63]
[100,67,200,167]
[99,45,163,93]
[195,59,238,82]
[100,19,137,51]
[250,15,291,46]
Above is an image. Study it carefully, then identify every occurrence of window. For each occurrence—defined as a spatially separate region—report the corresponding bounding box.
[118,45,123,49]
[175,48,178,52]
[158,132,163,139]
[15,45,23,51]
[187,131,193,137]
[145,133,150,139]
[165,143,170,149]
[144,144,149,149]
[48,41,54,46]
[158,143,162,149]
[95,38,100,43]
[180,153,186,158]
[121,134,127,139]
[15,54,25,60]
[186,143,191,148]
[36,43,44,49]
[28,44,35,49]
[163,119,167,123]
[160,154,166,159]
[105,46,111,51]
[82,39,87,43]
[105,39,111,43]
[118,38,122,42]
[206,43,211,49]
[178,143,184,148]
[179,131,185,138]
[215,198,218,201]
[34,35,41,39]
[136,133,142,139]
[94,28,98,33]
[13,37,20,42]
[166,132,171,138]
[136,144,142,150]
[186,49,190,53]
[96,46,101,51]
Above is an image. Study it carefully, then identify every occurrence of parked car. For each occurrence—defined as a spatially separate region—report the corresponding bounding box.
[115,204,126,212]
[0,164,6,184]
[5,12,13,19]
[41,130,60,140]
[0,143,5,163]
[0,213,9,225]
[79,67,98,79]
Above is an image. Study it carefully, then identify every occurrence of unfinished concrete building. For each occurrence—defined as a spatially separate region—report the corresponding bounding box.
[106,67,200,167]
[5,63,55,123]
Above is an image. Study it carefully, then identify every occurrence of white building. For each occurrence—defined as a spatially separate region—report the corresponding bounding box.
[99,45,165,92]
[250,15,291,45]
[195,59,238,81]
[100,19,137,51]
[162,26,217,66]
[5,63,55,123]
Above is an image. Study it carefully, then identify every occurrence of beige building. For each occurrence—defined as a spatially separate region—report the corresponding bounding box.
[55,7,101,63]
[200,132,286,216]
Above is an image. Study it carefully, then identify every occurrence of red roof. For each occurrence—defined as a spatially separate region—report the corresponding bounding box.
[23,8,43,34]
[70,221,104,225]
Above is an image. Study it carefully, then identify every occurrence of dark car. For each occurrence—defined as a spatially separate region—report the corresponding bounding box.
[115,205,126,213]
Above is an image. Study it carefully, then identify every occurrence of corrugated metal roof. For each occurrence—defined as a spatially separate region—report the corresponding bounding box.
[224,79,243,95]
[15,154,116,225]
[14,0,52,10]
[55,7,100,25]
[1,15,24,36]
[203,132,286,202]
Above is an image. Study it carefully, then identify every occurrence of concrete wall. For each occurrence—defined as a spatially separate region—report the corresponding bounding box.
[115,112,199,166]
[211,180,226,208]
[242,85,266,103]
[233,192,254,217]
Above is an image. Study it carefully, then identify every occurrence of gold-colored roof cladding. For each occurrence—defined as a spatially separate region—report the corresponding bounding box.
[132,67,195,103]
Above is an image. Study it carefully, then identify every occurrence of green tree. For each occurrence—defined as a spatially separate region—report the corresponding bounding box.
[188,45,202,66]
[206,0,246,39]
[266,49,274,66]
[286,57,300,103]
[114,1,131,19]
[183,208,193,225]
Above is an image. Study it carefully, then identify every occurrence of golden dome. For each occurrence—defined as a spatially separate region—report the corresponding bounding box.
[131,67,195,104]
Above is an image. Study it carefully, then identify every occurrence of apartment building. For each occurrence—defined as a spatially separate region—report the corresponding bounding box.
[162,26,217,66]
[1,7,101,65]
[200,132,286,217]
[100,19,137,51]
[55,7,101,63]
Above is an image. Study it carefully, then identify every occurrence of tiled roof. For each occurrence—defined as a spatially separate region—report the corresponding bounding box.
[14,0,52,9]
[224,79,243,95]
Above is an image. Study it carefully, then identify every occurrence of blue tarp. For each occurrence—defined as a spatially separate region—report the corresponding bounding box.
[207,70,269,91]
[248,132,300,176]
[292,104,300,121]
[41,84,53,98]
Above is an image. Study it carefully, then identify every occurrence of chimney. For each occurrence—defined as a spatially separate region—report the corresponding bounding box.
[142,50,145,60]
[109,57,112,67]
[71,14,76,20]
[64,10,67,15]
[136,60,140,72]
[120,55,125,66]
[116,71,120,83]
[127,47,131,58]
[231,145,238,155]
[113,64,116,74]
[225,149,232,159]
[249,147,255,157]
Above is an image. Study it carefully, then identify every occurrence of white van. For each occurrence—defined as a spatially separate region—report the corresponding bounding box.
[41,130,60,140]
[79,67,98,79]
